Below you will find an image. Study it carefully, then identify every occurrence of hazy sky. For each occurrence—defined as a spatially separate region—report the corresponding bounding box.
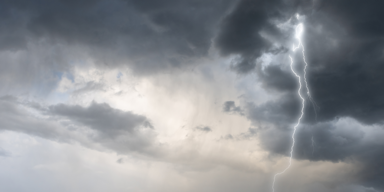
[1,0,384,192]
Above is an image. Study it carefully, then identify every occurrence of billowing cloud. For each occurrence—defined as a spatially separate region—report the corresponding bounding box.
[214,0,384,190]
[1,0,384,191]
[215,0,287,74]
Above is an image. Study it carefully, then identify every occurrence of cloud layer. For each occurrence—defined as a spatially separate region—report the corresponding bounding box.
[1,0,384,191]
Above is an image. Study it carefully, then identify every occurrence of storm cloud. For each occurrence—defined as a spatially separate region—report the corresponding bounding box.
[1,0,384,191]
[0,0,234,73]
[214,0,384,190]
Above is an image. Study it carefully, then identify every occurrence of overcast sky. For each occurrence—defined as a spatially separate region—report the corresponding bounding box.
[1,0,384,192]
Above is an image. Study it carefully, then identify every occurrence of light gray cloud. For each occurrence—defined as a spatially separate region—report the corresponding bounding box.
[0,96,73,142]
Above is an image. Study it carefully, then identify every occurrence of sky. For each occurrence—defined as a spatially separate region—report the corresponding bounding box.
[1,0,384,192]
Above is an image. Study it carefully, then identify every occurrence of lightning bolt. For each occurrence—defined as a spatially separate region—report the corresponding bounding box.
[272,18,316,192]
[293,23,319,121]
[272,55,305,192]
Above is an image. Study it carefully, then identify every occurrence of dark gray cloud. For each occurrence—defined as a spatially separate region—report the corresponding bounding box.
[246,0,384,125]
[246,93,301,126]
[215,0,292,74]
[249,0,384,127]
[0,96,158,155]
[0,0,236,97]
[49,102,153,138]
[195,126,212,132]
[338,185,379,192]
[0,0,234,73]
[255,64,297,93]
[49,102,158,155]
[216,0,384,124]
[293,119,384,190]
[215,0,384,190]
[223,101,244,115]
